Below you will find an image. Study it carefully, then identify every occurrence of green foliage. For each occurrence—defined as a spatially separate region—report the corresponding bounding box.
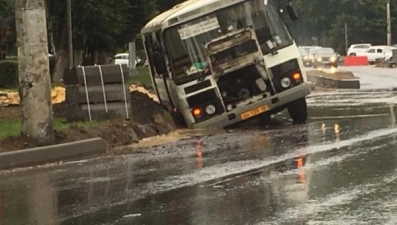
[0,118,20,140]
[0,118,102,140]
[157,0,186,12]
[47,0,158,58]
[292,0,397,54]
[128,67,153,87]
[0,60,18,88]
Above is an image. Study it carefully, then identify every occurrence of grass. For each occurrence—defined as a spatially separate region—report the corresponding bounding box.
[128,67,153,87]
[0,118,102,140]
[0,88,17,92]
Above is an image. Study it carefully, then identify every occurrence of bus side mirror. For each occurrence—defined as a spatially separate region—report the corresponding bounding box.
[286,3,299,21]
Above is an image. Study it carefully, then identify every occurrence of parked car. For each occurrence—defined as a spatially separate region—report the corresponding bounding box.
[347,43,371,56]
[307,47,323,62]
[298,45,322,54]
[358,45,397,64]
[114,53,142,67]
[299,48,312,67]
[312,47,339,68]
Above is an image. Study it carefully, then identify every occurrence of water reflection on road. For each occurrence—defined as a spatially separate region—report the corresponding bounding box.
[0,90,397,224]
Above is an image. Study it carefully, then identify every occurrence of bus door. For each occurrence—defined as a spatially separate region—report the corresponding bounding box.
[144,32,175,110]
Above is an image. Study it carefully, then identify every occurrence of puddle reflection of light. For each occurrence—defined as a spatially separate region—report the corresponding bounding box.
[329,67,338,74]
[296,157,306,184]
[334,123,340,142]
[321,123,326,135]
[296,148,306,185]
[196,140,203,169]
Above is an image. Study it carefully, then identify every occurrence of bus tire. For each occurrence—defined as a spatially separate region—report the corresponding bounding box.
[171,111,187,128]
[287,97,308,124]
[258,113,271,126]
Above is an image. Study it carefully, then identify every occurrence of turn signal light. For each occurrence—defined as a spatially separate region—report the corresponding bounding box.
[292,72,301,81]
[192,108,202,117]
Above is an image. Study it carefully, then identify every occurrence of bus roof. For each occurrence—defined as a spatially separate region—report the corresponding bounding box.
[141,0,244,34]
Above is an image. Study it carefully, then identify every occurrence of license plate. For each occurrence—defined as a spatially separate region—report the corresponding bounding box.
[241,105,268,120]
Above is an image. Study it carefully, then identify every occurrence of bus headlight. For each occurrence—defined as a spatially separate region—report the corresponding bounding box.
[205,104,216,115]
[281,77,291,88]
[330,56,336,62]
[316,57,322,62]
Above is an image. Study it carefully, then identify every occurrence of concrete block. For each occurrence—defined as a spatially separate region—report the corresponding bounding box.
[63,64,129,85]
[66,101,132,122]
[66,84,129,104]
[0,138,106,170]
[307,72,360,89]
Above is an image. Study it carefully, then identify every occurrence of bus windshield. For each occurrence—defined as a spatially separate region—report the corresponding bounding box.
[164,0,293,84]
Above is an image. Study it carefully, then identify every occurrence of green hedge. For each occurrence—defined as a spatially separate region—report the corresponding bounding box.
[0,58,56,88]
[0,60,18,89]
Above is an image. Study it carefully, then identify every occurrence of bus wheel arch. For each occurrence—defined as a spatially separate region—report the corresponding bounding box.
[287,97,308,124]
[170,109,187,128]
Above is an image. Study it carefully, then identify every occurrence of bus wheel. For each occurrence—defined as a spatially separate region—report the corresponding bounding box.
[171,111,187,128]
[287,97,308,124]
[258,113,271,126]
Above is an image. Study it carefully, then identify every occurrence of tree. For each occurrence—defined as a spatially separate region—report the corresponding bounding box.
[292,0,397,53]
[15,0,54,145]
[0,0,15,56]
[157,0,185,12]
[48,0,158,82]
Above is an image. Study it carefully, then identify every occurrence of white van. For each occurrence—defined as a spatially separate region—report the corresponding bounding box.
[114,53,141,67]
[114,53,129,66]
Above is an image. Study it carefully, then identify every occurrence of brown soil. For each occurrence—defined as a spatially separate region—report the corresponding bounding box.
[0,91,176,153]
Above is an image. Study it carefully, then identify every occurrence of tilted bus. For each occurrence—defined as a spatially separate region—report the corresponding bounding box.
[141,0,311,128]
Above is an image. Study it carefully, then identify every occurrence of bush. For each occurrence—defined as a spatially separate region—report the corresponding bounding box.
[0,58,55,88]
[0,60,18,89]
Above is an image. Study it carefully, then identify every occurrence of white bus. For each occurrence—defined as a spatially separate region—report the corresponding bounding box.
[141,0,311,128]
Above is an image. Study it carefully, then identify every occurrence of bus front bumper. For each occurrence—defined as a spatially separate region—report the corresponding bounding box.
[191,83,311,129]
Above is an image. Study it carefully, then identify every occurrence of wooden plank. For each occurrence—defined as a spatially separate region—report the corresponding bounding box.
[63,64,129,85]
[66,84,130,104]
[66,101,131,122]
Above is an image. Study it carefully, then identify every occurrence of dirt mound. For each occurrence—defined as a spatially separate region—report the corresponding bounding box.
[0,90,176,153]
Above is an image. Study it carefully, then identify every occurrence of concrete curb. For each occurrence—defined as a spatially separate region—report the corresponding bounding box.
[307,74,360,89]
[0,138,106,170]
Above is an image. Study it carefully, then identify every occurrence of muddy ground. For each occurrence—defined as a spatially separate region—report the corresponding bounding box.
[0,90,176,153]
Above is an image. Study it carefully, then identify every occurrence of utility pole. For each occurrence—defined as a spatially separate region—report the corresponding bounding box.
[15,0,54,145]
[67,0,73,67]
[387,0,392,46]
[128,41,136,77]
[344,23,348,55]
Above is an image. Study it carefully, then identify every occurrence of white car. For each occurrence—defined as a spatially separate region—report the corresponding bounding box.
[298,45,322,54]
[114,53,141,67]
[347,43,371,56]
[358,45,397,63]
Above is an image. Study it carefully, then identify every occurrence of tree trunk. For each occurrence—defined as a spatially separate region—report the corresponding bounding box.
[15,0,54,145]
[98,50,109,64]
[93,50,99,65]
[54,49,69,82]
[73,49,84,66]
[52,15,68,83]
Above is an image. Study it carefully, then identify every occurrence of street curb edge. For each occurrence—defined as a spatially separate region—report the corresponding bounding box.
[307,74,360,89]
[0,137,106,170]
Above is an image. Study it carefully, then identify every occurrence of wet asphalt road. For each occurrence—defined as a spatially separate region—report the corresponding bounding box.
[1,67,397,225]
